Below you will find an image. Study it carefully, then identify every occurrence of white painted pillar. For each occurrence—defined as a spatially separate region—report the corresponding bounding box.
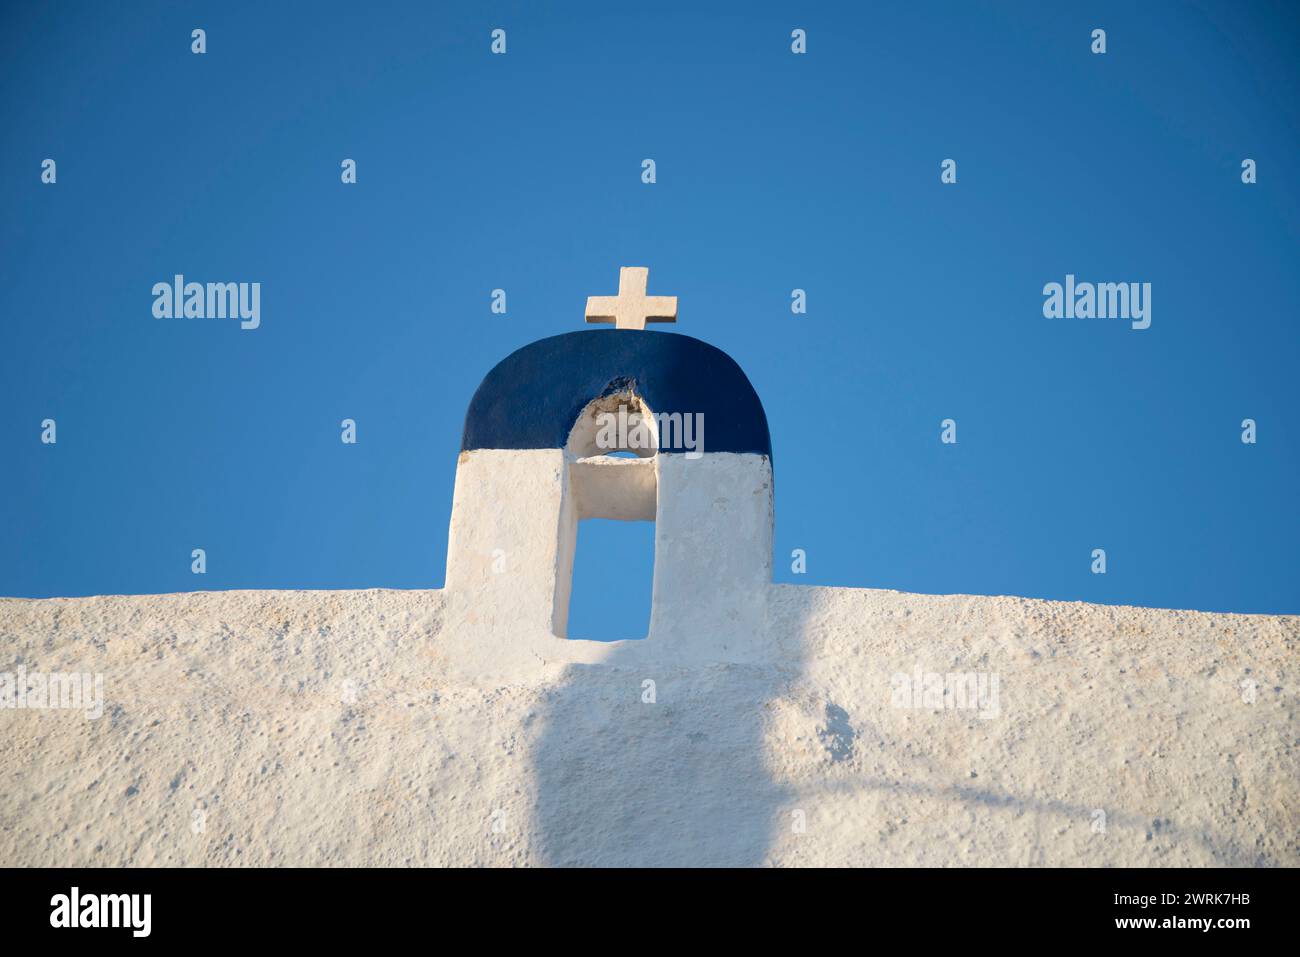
[649,453,774,660]
[444,449,571,639]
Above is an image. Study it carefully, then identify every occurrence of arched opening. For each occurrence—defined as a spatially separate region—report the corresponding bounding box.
[557,390,658,641]
[564,389,659,460]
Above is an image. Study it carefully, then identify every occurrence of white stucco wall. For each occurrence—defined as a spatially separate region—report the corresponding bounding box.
[1,584,1294,867]
[2,432,1293,867]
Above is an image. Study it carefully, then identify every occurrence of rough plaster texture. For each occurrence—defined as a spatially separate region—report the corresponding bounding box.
[1,583,1294,867]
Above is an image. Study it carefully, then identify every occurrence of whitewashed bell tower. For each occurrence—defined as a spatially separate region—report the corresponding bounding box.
[441,268,776,676]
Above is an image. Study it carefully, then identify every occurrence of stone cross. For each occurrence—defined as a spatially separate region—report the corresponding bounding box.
[585,266,678,331]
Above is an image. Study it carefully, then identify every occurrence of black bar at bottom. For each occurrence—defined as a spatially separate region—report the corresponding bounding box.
[0,866,1288,944]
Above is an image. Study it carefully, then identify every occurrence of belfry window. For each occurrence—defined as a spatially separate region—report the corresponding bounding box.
[556,391,658,640]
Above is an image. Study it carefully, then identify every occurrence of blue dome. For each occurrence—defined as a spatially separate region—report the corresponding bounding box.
[461,330,771,456]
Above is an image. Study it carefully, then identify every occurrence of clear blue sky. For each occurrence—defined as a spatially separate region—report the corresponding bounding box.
[3,1,1297,631]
